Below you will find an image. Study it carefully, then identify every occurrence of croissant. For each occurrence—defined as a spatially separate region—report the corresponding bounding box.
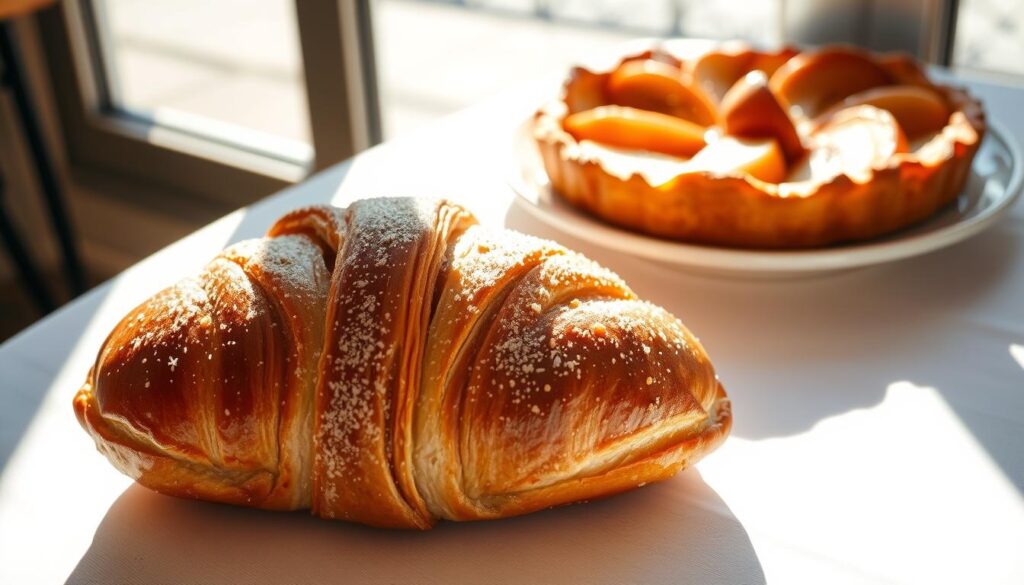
[74,197,731,529]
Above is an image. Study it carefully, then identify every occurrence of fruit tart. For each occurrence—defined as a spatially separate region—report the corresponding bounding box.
[533,44,986,248]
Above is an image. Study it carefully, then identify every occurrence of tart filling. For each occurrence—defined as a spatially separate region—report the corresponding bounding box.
[534,44,985,248]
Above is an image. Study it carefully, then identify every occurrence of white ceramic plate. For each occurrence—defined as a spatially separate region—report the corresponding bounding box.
[509,119,1023,278]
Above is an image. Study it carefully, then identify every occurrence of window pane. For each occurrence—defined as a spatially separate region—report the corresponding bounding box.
[954,0,1024,77]
[372,0,783,139]
[94,0,312,161]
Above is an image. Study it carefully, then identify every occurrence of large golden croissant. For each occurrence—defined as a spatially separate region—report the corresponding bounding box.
[74,197,731,529]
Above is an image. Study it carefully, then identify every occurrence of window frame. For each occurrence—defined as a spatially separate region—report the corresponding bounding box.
[780,0,959,65]
[36,0,380,206]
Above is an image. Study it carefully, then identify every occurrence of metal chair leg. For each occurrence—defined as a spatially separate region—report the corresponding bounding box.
[0,19,87,297]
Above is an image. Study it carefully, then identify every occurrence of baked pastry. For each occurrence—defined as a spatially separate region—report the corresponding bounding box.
[74,197,731,529]
[534,43,985,248]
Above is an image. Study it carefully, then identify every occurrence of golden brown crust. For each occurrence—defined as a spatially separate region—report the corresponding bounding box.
[75,198,731,528]
[458,262,724,519]
[534,44,986,248]
[74,233,332,509]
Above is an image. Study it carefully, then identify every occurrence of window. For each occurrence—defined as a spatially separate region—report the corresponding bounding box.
[38,0,379,205]
[954,0,1024,77]
[371,0,785,139]
[94,0,313,163]
[35,0,1020,205]
[370,0,1011,140]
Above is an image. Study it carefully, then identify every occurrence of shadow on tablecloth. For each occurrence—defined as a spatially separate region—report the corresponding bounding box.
[65,469,763,585]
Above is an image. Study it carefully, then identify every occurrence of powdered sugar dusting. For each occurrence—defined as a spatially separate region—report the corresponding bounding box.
[316,198,437,511]
[447,225,566,310]
[223,235,327,309]
[477,253,636,416]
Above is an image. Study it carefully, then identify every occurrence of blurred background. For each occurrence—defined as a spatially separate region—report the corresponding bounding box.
[1,0,1022,341]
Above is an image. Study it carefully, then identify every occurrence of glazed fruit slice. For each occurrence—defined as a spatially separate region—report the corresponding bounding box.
[770,47,891,119]
[788,105,907,183]
[719,70,805,163]
[690,45,798,105]
[816,85,950,139]
[686,137,786,183]
[563,105,707,158]
[607,60,717,126]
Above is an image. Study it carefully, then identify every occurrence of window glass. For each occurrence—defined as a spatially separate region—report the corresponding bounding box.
[954,0,1024,77]
[94,0,312,159]
[372,0,783,139]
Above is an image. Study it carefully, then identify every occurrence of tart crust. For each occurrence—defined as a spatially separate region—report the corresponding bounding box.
[533,46,986,249]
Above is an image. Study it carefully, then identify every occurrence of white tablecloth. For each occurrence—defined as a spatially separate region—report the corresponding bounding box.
[1,74,1022,584]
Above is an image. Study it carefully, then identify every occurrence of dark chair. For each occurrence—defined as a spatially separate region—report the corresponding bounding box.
[0,1,86,314]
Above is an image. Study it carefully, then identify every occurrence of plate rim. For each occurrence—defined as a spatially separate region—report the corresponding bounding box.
[510,118,1024,274]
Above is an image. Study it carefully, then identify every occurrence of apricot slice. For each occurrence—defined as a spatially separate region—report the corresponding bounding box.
[816,85,950,139]
[769,47,891,119]
[564,66,609,113]
[750,48,800,78]
[563,106,707,158]
[687,137,786,183]
[691,51,752,105]
[719,70,805,163]
[788,105,907,183]
[607,59,717,126]
[690,45,798,105]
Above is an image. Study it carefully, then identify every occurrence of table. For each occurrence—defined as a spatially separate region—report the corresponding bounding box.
[1,71,1022,584]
